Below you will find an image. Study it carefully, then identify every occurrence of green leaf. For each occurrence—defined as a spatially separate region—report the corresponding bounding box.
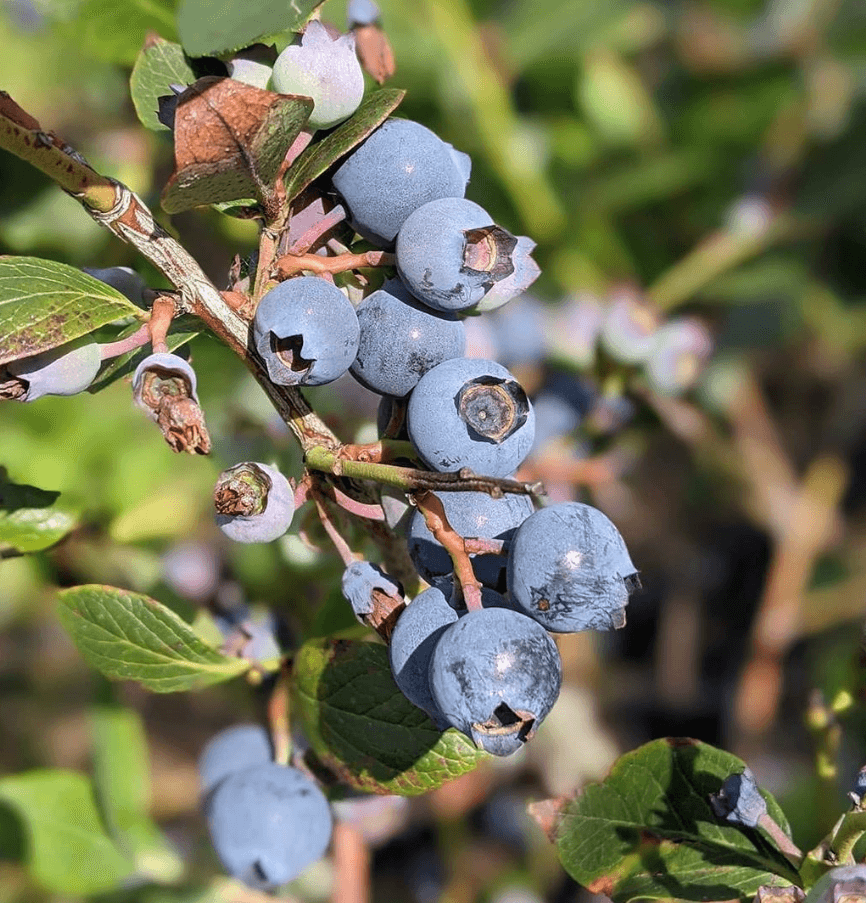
[293,637,488,796]
[130,37,196,132]
[74,0,178,65]
[177,0,323,58]
[57,585,249,692]
[0,770,133,894]
[160,78,313,213]
[546,738,800,903]
[283,89,406,204]
[0,470,78,553]
[0,257,144,367]
[88,317,200,394]
[91,706,184,882]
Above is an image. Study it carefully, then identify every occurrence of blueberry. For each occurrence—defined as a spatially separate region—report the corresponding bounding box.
[350,277,465,397]
[599,288,659,364]
[396,198,525,312]
[270,20,364,130]
[530,373,595,452]
[804,865,866,903]
[341,560,402,621]
[388,585,458,726]
[406,489,534,590]
[331,119,470,246]
[83,266,146,304]
[507,502,638,632]
[205,762,332,890]
[214,462,295,544]
[347,0,381,26]
[199,724,273,797]
[428,607,562,756]
[485,294,548,368]
[708,767,767,828]
[645,317,712,396]
[407,357,535,478]
[5,342,102,401]
[227,58,273,89]
[252,277,360,387]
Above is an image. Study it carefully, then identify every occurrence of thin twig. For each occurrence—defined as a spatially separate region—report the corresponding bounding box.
[289,204,347,255]
[275,250,395,279]
[412,490,483,611]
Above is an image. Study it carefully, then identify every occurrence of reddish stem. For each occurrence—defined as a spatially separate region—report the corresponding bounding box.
[289,204,347,255]
[98,323,150,360]
[463,537,506,555]
[275,250,395,279]
[311,487,360,567]
[148,294,176,353]
[326,482,387,521]
[413,490,483,611]
[331,822,370,903]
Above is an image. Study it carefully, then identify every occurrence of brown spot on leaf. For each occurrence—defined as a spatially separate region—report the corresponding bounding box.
[527,795,570,842]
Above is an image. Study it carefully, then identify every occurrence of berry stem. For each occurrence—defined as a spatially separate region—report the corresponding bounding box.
[0,92,342,454]
[289,204,347,255]
[825,808,866,865]
[148,295,177,353]
[275,250,395,279]
[305,445,544,497]
[756,812,803,866]
[324,481,387,521]
[412,490,483,612]
[98,324,150,361]
[463,537,506,555]
[331,822,371,903]
[311,486,362,567]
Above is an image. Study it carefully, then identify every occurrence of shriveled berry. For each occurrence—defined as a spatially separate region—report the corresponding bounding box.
[214,462,295,544]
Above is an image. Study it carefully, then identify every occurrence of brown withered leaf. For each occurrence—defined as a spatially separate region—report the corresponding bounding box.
[161,76,313,214]
[354,24,396,85]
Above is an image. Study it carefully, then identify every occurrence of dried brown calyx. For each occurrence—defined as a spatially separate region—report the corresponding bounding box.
[214,463,273,518]
[457,376,529,443]
[462,225,518,282]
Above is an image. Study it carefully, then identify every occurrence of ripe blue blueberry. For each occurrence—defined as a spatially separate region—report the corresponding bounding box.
[270,20,364,130]
[332,119,470,246]
[214,462,295,544]
[199,724,273,797]
[406,489,534,590]
[347,0,381,26]
[253,277,360,387]
[341,560,402,622]
[5,342,101,401]
[396,198,526,312]
[429,607,562,756]
[407,357,535,478]
[205,762,332,890]
[83,266,146,304]
[507,502,638,632]
[350,277,465,397]
[388,585,458,727]
[709,767,767,828]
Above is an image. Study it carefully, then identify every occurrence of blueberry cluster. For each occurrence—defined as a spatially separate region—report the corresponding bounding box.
[198,725,332,891]
[385,499,639,756]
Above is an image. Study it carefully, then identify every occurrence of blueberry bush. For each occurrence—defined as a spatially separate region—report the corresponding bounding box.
[2,1,866,902]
